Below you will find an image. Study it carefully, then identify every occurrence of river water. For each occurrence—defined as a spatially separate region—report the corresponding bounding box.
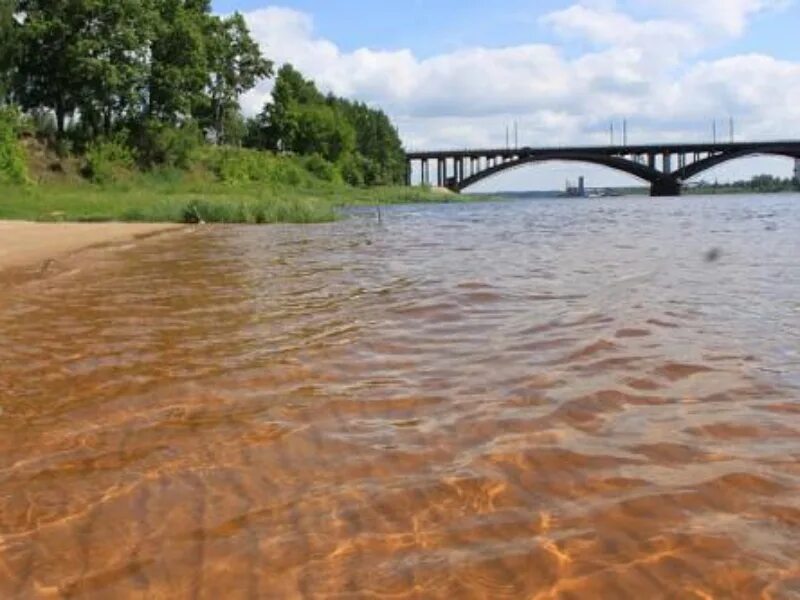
[0,194,799,598]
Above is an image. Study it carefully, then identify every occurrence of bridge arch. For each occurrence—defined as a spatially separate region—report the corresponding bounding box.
[457,152,664,193]
[407,140,800,197]
[674,147,800,181]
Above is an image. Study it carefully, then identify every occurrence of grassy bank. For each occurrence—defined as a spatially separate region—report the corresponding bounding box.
[1,142,464,224]
[0,177,459,224]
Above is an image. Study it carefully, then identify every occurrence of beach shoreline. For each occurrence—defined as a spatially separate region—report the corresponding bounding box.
[0,220,183,275]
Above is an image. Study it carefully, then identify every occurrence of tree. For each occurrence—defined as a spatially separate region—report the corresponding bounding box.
[293,103,355,162]
[253,64,323,151]
[14,0,87,135]
[203,12,272,143]
[73,0,154,137]
[0,0,15,103]
[247,63,407,183]
[147,0,211,122]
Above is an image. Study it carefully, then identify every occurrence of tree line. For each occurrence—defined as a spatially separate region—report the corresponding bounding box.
[693,174,800,193]
[245,64,406,185]
[0,0,406,186]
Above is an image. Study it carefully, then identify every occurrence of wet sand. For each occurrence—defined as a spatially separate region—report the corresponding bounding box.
[0,220,182,273]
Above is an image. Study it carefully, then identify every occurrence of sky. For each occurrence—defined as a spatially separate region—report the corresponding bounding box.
[212,0,800,191]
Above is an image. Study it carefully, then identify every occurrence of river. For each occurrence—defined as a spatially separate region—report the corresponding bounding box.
[1,194,799,598]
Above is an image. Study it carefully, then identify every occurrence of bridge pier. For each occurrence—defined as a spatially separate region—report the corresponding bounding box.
[650,177,681,197]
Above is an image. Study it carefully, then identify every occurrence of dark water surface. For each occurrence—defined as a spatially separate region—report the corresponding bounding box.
[1,194,799,598]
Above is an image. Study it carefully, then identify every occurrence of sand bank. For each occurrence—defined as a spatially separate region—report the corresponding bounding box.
[0,221,182,273]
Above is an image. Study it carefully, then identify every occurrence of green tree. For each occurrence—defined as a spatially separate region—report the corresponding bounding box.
[254,64,323,151]
[147,0,211,122]
[14,0,87,135]
[203,12,272,143]
[74,0,154,138]
[248,63,407,184]
[0,0,16,103]
[293,103,355,162]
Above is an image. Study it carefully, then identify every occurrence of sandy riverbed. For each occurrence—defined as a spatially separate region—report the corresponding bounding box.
[0,221,182,273]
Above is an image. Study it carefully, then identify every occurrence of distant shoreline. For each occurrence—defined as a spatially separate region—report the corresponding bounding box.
[480,187,800,199]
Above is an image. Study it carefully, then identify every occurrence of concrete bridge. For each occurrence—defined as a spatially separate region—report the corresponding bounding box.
[405,141,800,196]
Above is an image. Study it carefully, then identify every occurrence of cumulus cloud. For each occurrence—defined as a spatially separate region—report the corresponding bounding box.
[540,4,700,60]
[239,2,800,157]
[645,0,788,36]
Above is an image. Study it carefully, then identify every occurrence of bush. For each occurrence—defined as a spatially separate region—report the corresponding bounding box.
[0,106,29,184]
[303,153,341,183]
[337,152,365,186]
[204,147,310,186]
[133,120,202,169]
[84,138,135,184]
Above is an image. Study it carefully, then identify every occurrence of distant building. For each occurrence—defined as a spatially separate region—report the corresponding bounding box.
[564,177,587,198]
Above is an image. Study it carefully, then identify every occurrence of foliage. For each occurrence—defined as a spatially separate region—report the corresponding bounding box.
[0,107,29,184]
[14,0,82,133]
[337,152,366,186]
[84,139,135,184]
[0,0,15,102]
[148,0,213,122]
[5,4,410,204]
[77,0,154,138]
[201,12,273,143]
[691,174,800,194]
[248,64,406,185]
[202,146,307,186]
[217,109,248,147]
[131,120,203,169]
[303,153,341,182]
[11,0,271,141]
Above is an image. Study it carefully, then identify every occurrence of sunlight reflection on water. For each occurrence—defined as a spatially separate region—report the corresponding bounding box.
[0,193,798,597]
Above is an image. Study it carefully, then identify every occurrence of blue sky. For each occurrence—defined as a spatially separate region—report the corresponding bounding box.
[215,1,800,190]
[212,0,798,60]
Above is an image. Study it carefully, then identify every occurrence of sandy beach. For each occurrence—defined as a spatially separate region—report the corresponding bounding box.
[0,220,182,273]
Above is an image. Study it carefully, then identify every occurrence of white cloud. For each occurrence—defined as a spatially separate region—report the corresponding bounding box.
[644,0,788,36]
[239,3,800,184]
[541,4,700,58]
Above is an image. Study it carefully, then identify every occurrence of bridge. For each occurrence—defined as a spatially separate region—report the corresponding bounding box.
[405,141,800,196]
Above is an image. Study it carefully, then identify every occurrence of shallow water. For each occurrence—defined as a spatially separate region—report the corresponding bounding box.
[0,194,799,598]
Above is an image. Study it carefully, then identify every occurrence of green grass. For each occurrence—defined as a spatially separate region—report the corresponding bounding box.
[1,139,490,224]
[0,173,472,224]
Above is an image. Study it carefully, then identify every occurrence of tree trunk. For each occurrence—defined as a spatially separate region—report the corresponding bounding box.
[56,103,65,137]
[104,106,112,137]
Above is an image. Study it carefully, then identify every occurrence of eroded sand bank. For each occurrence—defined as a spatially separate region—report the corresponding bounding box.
[0,220,182,273]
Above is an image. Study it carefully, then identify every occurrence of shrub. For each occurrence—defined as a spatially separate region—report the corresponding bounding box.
[303,153,340,183]
[205,147,310,186]
[84,139,135,184]
[0,106,29,184]
[133,120,202,169]
[337,152,365,186]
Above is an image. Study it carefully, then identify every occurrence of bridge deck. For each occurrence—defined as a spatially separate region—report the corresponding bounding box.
[405,140,800,197]
[406,140,800,160]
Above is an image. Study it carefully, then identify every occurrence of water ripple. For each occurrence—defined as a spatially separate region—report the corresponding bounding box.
[1,195,799,597]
